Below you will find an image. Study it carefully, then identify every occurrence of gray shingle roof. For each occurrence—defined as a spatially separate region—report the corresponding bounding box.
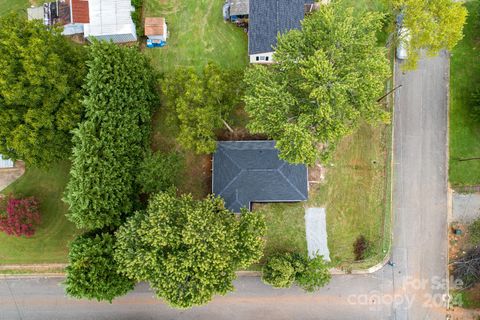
[229,0,249,16]
[248,0,312,55]
[212,141,308,213]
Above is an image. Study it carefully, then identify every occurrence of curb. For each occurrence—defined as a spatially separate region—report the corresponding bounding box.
[445,49,452,304]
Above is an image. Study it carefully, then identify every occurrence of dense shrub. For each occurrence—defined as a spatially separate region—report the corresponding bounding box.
[296,255,332,292]
[65,232,135,302]
[452,246,480,288]
[0,195,40,237]
[262,253,331,291]
[262,254,297,288]
[136,151,183,194]
[64,41,156,230]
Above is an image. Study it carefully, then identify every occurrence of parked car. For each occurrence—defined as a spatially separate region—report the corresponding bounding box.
[396,27,410,60]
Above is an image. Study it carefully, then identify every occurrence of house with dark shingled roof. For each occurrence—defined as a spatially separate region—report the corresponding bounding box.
[212,141,308,213]
[248,0,315,64]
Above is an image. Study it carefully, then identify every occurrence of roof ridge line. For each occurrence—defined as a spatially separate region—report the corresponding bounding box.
[215,147,244,196]
[277,164,307,200]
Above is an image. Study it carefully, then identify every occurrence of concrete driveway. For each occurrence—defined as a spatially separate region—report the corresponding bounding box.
[0,55,450,320]
[0,162,24,192]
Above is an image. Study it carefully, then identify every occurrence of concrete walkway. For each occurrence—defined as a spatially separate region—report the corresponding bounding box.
[305,207,330,261]
[0,161,25,192]
[452,191,480,223]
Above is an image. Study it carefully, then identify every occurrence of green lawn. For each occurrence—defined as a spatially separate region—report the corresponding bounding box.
[256,123,391,268]
[143,0,248,72]
[0,162,77,264]
[0,0,27,16]
[450,0,480,187]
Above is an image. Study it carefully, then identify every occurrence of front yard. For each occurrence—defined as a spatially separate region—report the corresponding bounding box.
[256,122,391,269]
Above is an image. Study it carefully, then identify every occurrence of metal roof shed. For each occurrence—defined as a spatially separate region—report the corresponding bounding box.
[83,0,137,43]
[0,155,14,169]
[212,141,308,213]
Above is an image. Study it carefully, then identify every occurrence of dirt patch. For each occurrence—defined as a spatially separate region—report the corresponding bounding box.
[177,153,211,199]
[449,223,471,264]
[217,127,267,141]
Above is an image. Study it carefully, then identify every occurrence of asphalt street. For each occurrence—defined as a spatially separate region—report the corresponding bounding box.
[0,55,450,320]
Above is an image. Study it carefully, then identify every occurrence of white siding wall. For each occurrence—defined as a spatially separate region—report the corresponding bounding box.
[0,155,14,169]
[249,52,274,64]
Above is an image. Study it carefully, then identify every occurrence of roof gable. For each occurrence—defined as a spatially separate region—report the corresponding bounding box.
[144,17,166,36]
[213,141,308,212]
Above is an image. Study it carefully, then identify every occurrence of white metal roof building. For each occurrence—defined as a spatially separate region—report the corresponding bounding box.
[84,0,137,43]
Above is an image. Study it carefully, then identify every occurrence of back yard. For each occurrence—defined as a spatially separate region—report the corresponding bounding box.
[450,0,480,187]
[143,0,248,72]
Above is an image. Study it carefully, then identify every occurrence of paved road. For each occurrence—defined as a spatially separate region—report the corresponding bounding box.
[0,55,450,320]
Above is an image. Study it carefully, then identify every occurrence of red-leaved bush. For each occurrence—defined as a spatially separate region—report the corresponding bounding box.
[0,195,40,237]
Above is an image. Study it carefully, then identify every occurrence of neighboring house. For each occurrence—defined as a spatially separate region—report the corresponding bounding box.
[248,0,313,64]
[0,155,14,169]
[212,141,308,213]
[144,17,168,43]
[83,0,137,43]
[27,0,137,43]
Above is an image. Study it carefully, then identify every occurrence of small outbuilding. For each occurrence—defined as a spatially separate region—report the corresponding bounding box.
[212,141,308,213]
[145,17,168,44]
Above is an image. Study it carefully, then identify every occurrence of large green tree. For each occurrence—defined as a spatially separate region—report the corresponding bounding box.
[64,232,135,302]
[64,41,156,230]
[395,0,467,69]
[0,13,86,166]
[114,192,266,308]
[161,63,242,154]
[244,2,390,165]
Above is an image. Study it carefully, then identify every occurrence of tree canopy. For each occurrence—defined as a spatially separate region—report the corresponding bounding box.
[64,41,156,230]
[161,63,242,154]
[64,232,135,302]
[395,0,467,69]
[0,13,86,166]
[244,2,391,165]
[114,192,266,308]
